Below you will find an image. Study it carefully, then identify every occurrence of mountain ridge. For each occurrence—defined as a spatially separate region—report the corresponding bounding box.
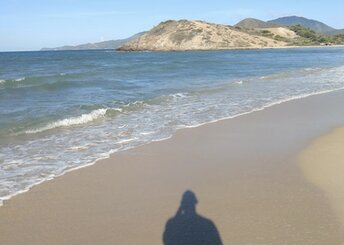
[267,16,344,35]
[41,32,146,51]
[235,18,280,29]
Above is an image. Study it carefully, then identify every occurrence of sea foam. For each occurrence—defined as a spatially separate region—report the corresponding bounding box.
[0,77,26,85]
[25,108,108,134]
[14,77,25,82]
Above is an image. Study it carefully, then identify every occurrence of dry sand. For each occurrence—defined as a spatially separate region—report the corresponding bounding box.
[1,90,344,244]
[299,126,344,234]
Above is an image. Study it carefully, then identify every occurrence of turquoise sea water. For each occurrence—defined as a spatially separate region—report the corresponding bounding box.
[1,48,344,204]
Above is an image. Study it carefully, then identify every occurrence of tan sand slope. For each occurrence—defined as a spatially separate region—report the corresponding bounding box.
[299,126,344,232]
[258,27,298,39]
[118,20,287,51]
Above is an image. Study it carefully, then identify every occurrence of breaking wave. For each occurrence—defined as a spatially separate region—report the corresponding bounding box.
[23,92,188,134]
[25,109,109,134]
[0,77,26,84]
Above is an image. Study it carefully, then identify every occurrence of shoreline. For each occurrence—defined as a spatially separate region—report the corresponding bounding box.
[115,44,344,52]
[1,89,344,243]
[1,87,344,207]
[1,44,343,53]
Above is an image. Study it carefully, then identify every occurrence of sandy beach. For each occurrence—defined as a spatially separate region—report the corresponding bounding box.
[1,90,344,244]
[299,126,344,235]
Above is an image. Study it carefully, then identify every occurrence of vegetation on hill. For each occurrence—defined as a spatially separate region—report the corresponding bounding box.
[239,24,344,46]
[288,25,344,45]
[241,27,296,43]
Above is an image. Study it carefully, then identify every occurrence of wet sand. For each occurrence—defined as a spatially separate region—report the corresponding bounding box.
[1,90,344,244]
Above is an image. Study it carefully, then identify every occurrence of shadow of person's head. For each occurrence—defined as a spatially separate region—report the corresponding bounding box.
[163,190,222,245]
[177,190,198,216]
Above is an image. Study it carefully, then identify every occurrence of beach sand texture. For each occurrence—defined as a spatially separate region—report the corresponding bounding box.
[1,91,344,244]
[299,126,344,234]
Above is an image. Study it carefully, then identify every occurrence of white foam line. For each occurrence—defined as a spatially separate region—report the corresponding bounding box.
[181,87,344,130]
[1,87,344,207]
[1,77,27,84]
[14,77,25,82]
[170,92,188,99]
[25,108,108,134]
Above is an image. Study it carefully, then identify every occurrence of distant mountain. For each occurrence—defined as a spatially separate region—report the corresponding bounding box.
[117,20,287,51]
[268,16,344,35]
[41,32,146,51]
[235,18,280,29]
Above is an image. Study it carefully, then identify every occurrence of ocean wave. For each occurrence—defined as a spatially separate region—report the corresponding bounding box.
[259,67,331,81]
[0,77,26,84]
[23,101,153,135]
[303,67,323,72]
[160,92,189,101]
[0,73,76,90]
[25,108,109,134]
[14,77,26,82]
[170,92,188,99]
[121,100,147,110]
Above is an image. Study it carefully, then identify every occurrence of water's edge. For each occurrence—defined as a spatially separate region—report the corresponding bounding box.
[1,87,343,207]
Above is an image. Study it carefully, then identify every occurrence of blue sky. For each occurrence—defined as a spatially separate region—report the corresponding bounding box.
[1,0,344,51]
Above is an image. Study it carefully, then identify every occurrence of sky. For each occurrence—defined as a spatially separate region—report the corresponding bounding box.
[1,0,344,51]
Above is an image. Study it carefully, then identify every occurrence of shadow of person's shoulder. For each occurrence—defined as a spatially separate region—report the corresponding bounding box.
[194,213,219,229]
[163,213,222,245]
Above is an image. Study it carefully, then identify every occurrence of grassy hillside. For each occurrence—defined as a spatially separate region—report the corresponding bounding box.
[288,25,344,45]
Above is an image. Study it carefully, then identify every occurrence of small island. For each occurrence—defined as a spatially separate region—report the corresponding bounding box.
[117,18,344,51]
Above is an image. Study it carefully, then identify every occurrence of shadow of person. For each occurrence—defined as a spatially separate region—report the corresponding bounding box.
[163,190,223,245]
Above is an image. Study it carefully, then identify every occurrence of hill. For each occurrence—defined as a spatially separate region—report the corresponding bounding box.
[268,16,344,35]
[288,25,344,45]
[117,20,287,51]
[41,32,145,51]
[235,18,279,29]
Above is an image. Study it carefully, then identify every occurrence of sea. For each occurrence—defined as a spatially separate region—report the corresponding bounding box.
[1,47,344,205]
